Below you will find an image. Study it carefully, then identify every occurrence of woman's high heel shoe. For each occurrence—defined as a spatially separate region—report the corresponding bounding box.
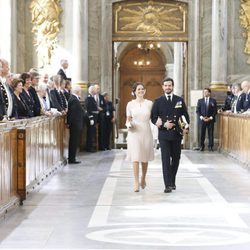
[134,183,140,192]
[141,179,146,189]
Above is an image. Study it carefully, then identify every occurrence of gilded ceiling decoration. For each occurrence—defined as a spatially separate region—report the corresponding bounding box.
[240,0,250,64]
[113,0,188,41]
[30,0,62,67]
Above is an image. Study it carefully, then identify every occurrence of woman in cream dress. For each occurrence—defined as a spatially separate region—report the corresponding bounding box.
[126,82,154,192]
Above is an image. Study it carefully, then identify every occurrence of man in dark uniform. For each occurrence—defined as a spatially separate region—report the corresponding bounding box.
[151,78,190,193]
[196,87,217,152]
[0,59,14,119]
[67,85,85,164]
[85,85,98,152]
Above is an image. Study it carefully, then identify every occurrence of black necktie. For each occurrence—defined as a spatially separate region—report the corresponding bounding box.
[167,95,171,103]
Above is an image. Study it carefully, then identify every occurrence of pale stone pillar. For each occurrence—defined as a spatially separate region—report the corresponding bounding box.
[165,64,174,78]
[72,0,88,83]
[211,0,227,87]
[173,42,183,97]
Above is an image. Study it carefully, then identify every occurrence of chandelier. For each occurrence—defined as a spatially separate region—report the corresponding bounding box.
[137,42,161,51]
[133,42,161,67]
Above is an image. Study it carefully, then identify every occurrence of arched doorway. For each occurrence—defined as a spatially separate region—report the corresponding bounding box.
[119,46,165,128]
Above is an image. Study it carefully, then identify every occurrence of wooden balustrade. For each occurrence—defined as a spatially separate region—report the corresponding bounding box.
[0,116,68,215]
[218,112,250,166]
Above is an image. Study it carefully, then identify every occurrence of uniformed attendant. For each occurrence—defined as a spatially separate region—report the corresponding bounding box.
[85,85,98,152]
[151,78,190,193]
[0,58,14,118]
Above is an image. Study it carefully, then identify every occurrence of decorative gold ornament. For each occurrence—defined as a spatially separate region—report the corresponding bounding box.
[240,0,250,64]
[113,0,187,41]
[30,0,62,67]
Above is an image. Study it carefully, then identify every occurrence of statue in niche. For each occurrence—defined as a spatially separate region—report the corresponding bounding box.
[240,0,250,63]
[30,0,62,67]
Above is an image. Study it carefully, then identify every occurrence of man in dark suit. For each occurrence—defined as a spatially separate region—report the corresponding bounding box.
[196,87,217,152]
[57,59,71,81]
[67,85,85,164]
[29,71,41,116]
[151,78,190,193]
[94,84,105,150]
[85,85,98,152]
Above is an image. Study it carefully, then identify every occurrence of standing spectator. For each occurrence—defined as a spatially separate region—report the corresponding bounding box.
[231,83,242,113]
[0,58,14,118]
[94,84,105,150]
[238,81,250,112]
[64,80,71,101]
[67,85,85,164]
[50,75,65,113]
[85,85,98,152]
[20,72,35,117]
[57,59,71,81]
[0,61,6,120]
[196,88,217,152]
[102,92,116,150]
[151,78,190,193]
[221,84,234,111]
[29,71,41,116]
[12,79,29,119]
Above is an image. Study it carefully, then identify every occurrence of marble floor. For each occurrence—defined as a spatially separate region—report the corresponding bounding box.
[0,149,250,249]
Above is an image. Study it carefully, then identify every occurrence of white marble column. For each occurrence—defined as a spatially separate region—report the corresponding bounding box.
[72,0,88,84]
[173,42,183,96]
[166,64,174,79]
[211,0,227,87]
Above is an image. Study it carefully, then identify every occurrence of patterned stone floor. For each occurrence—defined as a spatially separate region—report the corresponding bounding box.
[0,149,250,249]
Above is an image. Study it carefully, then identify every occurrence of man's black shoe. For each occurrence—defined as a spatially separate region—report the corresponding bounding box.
[208,147,213,152]
[170,185,176,190]
[200,147,204,151]
[164,187,172,193]
[68,160,81,164]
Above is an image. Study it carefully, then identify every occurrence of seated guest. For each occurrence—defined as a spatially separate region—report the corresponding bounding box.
[20,72,35,117]
[12,79,29,119]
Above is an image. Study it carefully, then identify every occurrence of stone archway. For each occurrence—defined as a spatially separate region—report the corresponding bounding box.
[118,45,166,128]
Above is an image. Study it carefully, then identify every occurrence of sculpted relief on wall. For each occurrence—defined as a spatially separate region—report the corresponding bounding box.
[30,0,62,67]
[240,0,250,64]
[113,0,188,41]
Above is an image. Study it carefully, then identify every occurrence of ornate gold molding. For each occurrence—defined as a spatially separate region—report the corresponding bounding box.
[240,0,250,64]
[113,0,188,41]
[30,0,62,67]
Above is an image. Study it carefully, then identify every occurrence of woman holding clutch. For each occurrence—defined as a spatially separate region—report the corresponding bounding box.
[126,82,154,192]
